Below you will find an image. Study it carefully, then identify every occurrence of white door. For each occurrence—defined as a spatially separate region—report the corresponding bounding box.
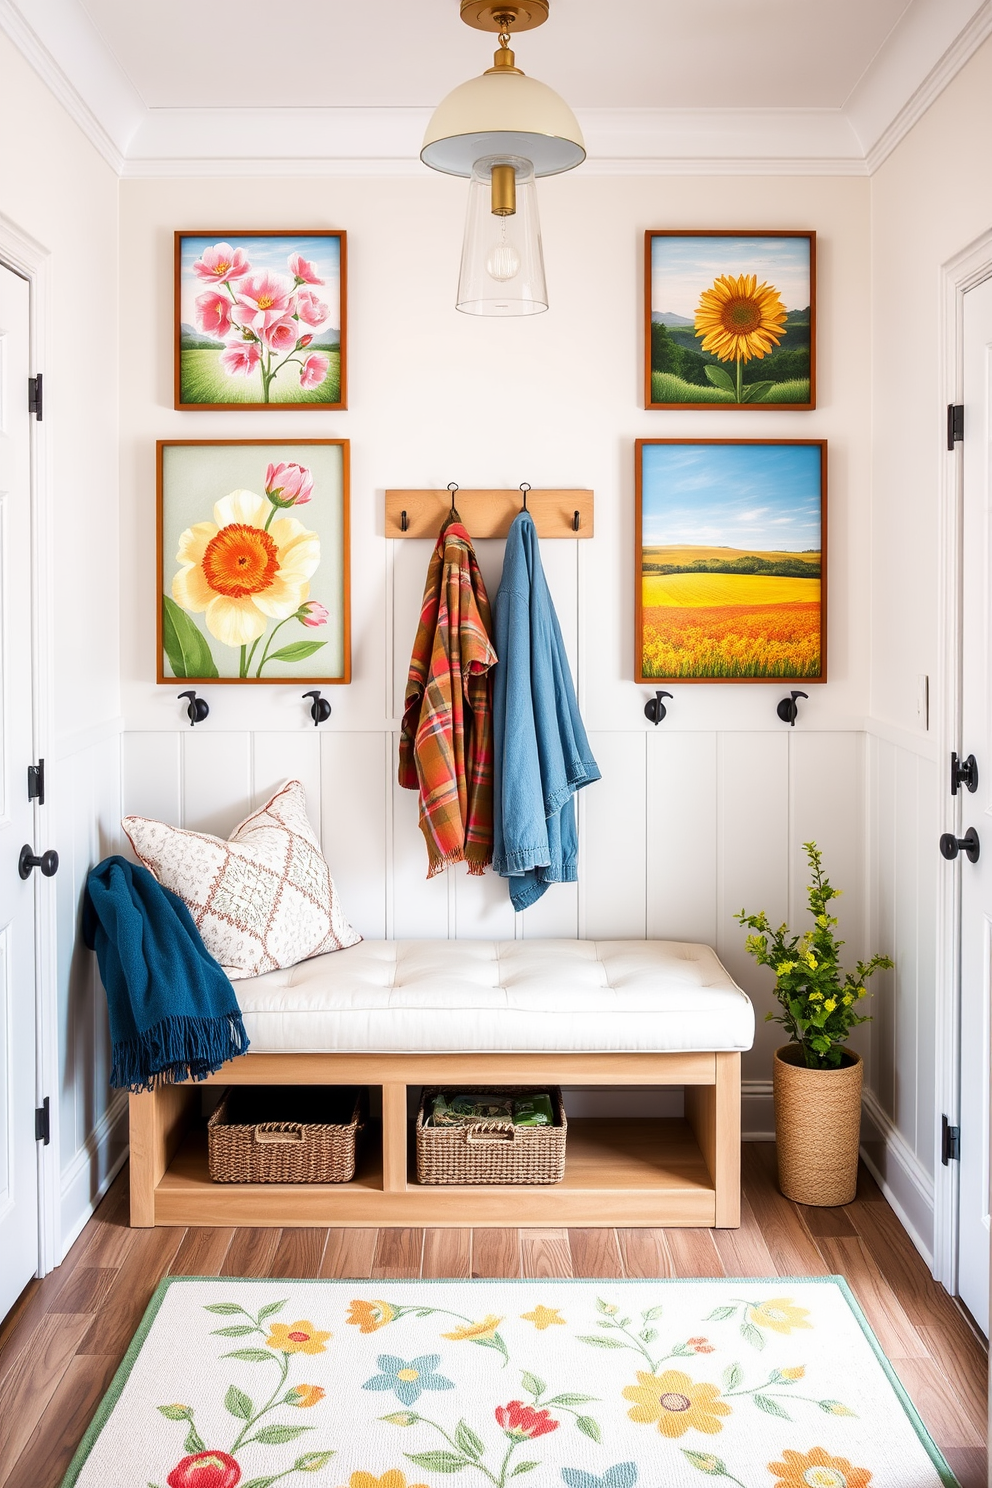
[0,262,41,1320]
[956,273,992,1334]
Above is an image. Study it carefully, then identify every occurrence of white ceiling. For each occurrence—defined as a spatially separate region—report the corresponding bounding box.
[78,0,913,111]
[2,0,991,173]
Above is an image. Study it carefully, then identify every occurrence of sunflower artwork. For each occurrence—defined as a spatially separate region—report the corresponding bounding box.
[636,440,825,683]
[158,440,350,684]
[645,232,815,409]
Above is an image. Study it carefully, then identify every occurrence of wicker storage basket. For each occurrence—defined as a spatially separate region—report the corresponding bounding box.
[773,1045,863,1206]
[208,1086,363,1184]
[416,1087,566,1186]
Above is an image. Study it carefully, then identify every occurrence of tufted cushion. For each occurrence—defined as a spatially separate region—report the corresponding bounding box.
[122,781,361,980]
[234,939,754,1053]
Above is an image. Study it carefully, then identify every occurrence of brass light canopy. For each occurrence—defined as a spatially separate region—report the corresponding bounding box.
[459,2,550,31]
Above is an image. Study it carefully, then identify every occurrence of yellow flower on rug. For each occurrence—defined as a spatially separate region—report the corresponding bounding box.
[265,1319,331,1354]
[521,1305,566,1330]
[347,1299,396,1333]
[767,1445,872,1487]
[442,1314,503,1341]
[622,1368,731,1438]
[287,1384,325,1407]
[343,1473,429,1488]
[748,1299,813,1335]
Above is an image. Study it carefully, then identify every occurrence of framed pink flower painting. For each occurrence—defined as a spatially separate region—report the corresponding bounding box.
[157,440,350,684]
[175,231,346,409]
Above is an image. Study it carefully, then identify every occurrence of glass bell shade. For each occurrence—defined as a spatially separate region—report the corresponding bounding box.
[456,155,547,316]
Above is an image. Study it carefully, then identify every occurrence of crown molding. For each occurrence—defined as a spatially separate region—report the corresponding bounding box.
[119,105,866,179]
[2,0,990,179]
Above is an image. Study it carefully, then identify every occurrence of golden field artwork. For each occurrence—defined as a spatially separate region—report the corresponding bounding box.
[636,443,825,683]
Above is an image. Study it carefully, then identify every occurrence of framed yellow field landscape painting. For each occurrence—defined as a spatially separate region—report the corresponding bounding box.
[635,439,826,684]
[645,230,815,409]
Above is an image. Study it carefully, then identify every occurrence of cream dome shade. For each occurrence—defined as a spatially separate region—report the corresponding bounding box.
[421,69,586,177]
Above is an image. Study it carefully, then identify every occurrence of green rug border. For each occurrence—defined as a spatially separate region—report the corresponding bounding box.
[58,1273,960,1488]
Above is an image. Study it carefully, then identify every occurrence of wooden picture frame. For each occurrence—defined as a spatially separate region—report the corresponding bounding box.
[157,439,351,685]
[635,439,826,684]
[644,230,815,410]
[175,230,347,410]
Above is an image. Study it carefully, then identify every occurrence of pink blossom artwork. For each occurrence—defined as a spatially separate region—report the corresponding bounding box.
[176,232,346,409]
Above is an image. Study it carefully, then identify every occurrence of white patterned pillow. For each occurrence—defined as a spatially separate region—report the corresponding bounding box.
[122,781,361,980]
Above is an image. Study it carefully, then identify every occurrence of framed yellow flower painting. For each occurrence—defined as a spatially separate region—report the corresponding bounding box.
[175,231,346,410]
[157,440,350,685]
[644,231,815,410]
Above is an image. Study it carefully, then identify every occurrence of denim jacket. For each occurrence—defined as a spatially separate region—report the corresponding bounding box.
[492,511,601,910]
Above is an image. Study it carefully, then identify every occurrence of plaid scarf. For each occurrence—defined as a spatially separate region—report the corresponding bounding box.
[399,519,497,877]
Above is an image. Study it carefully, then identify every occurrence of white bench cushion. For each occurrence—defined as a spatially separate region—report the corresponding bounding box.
[234,939,754,1054]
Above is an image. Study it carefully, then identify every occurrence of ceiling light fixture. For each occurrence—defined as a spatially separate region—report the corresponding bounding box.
[422,2,585,316]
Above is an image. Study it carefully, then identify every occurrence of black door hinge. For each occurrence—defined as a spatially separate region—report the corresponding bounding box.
[35,1096,50,1145]
[28,374,43,421]
[941,1113,960,1164]
[27,759,45,806]
[947,402,964,450]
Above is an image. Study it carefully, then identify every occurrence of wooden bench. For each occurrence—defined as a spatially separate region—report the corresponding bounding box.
[128,939,753,1230]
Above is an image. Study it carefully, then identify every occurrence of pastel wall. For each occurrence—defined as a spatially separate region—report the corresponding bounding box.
[118,172,873,1126]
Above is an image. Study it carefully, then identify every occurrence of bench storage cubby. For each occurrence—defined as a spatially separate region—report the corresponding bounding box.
[128,938,754,1230]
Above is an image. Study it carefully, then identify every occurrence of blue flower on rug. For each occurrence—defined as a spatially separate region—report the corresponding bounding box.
[562,1466,638,1488]
[363,1353,455,1406]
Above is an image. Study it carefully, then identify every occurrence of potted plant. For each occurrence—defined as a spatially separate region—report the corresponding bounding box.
[736,842,893,1206]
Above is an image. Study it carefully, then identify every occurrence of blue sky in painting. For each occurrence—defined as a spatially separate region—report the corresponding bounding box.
[179,234,340,330]
[641,442,822,553]
[650,235,810,319]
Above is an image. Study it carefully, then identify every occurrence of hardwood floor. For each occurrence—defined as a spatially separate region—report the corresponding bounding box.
[0,1143,986,1488]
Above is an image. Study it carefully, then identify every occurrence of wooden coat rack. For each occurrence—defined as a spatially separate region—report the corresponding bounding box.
[385,486,594,539]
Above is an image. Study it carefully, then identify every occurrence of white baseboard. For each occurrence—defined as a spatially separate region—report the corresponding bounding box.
[58,1089,130,1262]
[859,1088,935,1267]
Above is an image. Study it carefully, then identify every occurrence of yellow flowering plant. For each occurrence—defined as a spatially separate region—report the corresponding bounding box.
[735,842,893,1070]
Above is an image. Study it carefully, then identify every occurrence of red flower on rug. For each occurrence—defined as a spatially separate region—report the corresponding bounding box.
[495,1400,560,1441]
[166,1450,241,1488]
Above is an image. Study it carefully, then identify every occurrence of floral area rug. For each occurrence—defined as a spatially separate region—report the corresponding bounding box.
[60,1277,957,1488]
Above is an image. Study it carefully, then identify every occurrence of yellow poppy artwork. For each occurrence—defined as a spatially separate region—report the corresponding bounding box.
[645,231,815,409]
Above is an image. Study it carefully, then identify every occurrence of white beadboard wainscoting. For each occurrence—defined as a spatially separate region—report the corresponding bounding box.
[51,722,128,1258]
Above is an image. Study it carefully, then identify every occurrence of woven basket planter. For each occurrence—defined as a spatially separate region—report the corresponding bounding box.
[416,1086,566,1186]
[208,1086,363,1184]
[773,1045,863,1207]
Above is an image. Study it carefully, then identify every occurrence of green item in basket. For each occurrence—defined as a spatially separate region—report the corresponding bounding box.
[512,1093,555,1127]
[429,1091,555,1127]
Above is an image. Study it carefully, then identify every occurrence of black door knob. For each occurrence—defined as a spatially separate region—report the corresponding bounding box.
[939,827,980,863]
[19,845,59,880]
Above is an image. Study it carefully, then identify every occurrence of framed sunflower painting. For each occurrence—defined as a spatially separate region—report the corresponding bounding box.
[175,230,346,409]
[644,231,815,410]
[635,439,826,683]
[157,440,351,685]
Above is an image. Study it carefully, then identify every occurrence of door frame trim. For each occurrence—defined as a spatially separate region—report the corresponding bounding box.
[935,225,992,1294]
[0,212,58,1277]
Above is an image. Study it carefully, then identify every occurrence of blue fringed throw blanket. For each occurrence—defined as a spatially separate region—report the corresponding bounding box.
[83,855,249,1092]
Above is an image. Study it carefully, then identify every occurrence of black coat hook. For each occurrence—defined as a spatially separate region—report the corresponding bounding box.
[519,481,530,512]
[777,690,808,726]
[178,690,209,727]
[447,482,460,518]
[400,509,409,532]
[302,690,332,727]
[572,510,580,531]
[644,690,673,726]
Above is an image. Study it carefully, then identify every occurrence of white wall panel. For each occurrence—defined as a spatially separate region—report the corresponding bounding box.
[390,753,450,939]
[122,731,181,829]
[182,731,252,837]
[320,731,389,941]
[646,731,717,946]
[581,732,646,940]
[717,732,790,1079]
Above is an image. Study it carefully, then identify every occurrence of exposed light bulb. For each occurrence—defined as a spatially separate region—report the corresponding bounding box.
[486,219,520,282]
